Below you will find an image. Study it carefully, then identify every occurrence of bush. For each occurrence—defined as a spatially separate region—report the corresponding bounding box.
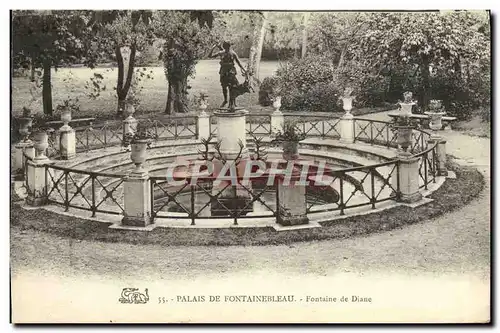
[430,73,489,121]
[258,76,280,106]
[356,75,390,107]
[297,81,343,112]
[266,55,339,112]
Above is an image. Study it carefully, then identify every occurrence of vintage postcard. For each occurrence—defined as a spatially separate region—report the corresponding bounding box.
[9,8,491,324]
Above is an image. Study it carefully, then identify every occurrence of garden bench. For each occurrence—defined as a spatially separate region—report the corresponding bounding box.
[387,112,457,130]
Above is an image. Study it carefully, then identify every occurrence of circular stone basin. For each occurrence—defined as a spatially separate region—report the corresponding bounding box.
[151,159,344,218]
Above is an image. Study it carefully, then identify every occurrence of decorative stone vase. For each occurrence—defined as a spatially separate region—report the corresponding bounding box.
[342,96,354,115]
[400,102,415,116]
[18,117,33,141]
[396,126,413,152]
[61,109,71,125]
[130,140,149,172]
[124,103,135,119]
[424,111,446,131]
[282,140,299,160]
[199,99,208,115]
[272,96,282,112]
[33,130,49,158]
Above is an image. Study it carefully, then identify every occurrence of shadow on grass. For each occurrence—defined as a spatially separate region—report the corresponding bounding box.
[10,159,484,247]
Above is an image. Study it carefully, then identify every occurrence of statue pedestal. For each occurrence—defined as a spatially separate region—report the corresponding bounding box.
[277,164,309,226]
[210,109,252,220]
[214,108,248,159]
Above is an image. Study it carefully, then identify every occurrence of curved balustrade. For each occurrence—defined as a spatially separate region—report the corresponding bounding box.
[20,112,441,226]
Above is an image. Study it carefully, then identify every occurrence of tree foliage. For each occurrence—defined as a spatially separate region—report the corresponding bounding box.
[154,11,218,114]
[12,10,92,115]
[86,10,156,115]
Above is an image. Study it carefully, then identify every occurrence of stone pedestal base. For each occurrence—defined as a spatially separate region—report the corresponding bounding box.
[400,191,423,203]
[26,158,51,206]
[270,110,284,134]
[197,112,211,141]
[340,113,355,144]
[393,153,422,203]
[429,135,448,177]
[215,109,248,159]
[277,166,309,226]
[121,172,152,227]
[59,127,76,160]
[14,140,35,173]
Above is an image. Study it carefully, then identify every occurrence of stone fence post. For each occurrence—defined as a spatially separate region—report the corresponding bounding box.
[428,135,448,176]
[393,152,422,203]
[26,155,51,207]
[122,169,152,227]
[14,140,35,174]
[270,110,284,135]
[340,113,355,143]
[59,123,76,160]
[197,111,211,141]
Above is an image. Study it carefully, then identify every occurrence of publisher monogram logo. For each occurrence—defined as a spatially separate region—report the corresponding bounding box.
[118,288,149,304]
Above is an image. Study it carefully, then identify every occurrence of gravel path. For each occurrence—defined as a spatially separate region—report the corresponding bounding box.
[10,111,490,322]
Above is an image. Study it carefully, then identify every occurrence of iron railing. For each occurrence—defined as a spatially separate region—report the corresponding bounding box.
[24,116,440,222]
[150,175,279,225]
[45,165,126,216]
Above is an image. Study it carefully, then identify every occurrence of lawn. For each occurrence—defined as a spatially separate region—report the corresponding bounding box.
[11,59,281,119]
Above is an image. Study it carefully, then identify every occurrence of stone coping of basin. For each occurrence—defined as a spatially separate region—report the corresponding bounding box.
[50,137,400,173]
[18,173,448,231]
[87,148,395,177]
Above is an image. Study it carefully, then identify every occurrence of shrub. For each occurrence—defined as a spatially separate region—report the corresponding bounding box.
[267,55,339,112]
[258,76,280,106]
[430,74,489,121]
[296,81,342,112]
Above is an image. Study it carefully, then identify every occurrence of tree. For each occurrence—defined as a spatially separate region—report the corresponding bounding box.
[86,10,155,115]
[154,11,217,114]
[308,12,369,70]
[246,11,268,80]
[12,10,89,116]
[300,12,310,58]
[355,11,490,110]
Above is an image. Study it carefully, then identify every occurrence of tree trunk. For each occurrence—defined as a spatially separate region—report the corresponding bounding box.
[247,12,268,80]
[165,81,174,115]
[164,73,189,115]
[29,57,36,81]
[337,47,346,72]
[420,55,431,111]
[301,13,310,59]
[42,58,52,116]
[115,44,137,116]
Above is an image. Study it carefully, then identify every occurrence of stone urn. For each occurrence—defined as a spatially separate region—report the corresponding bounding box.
[399,102,415,117]
[130,140,150,172]
[61,109,71,124]
[424,111,446,131]
[199,98,209,116]
[18,117,33,141]
[60,109,72,131]
[396,126,413,152]
[33,130,49,158]
[282,140,299,160]
[272,96,282,112]
[342,96,354,116]
[124,103,135,119]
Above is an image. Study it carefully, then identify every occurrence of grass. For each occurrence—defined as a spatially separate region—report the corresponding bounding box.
[12,60,395,122]
[11,60,281,119]
[10,158,484,246]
